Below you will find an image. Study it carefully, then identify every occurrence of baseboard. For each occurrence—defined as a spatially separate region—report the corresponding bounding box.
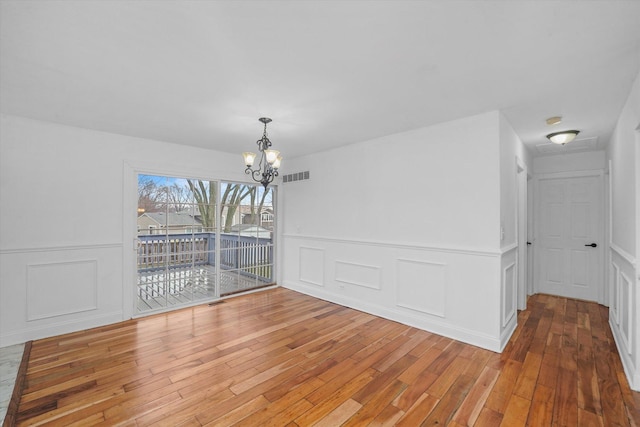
[0,311,123,348]
[609,317,639,391]
[282,281,502,353]
[499,313,518,352]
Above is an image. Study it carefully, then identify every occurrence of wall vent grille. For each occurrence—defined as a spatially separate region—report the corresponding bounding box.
[283,171,310,183]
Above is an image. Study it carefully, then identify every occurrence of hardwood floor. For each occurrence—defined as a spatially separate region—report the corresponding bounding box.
[11,288,640,426]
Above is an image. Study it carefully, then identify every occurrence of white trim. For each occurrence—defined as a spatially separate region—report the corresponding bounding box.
[334,260,381,290]
[611,262,620,325]
[500,314,518,352]
[26,259,98,321]
[501,243,518,254]
[299,246,324,287]
[0,310,123,348]
[619,271,633,354]
[609,316,640,391]
[516,156,529,311]
[395,258,447,318]
[535,169,605,180]
[283,234,500,257]
[0,242,122,254]
[502,262,517,327]
[610,242,636,266]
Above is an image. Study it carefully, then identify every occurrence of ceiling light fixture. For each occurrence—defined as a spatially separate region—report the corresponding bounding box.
[546,130,580,145]
[243,117,282,188]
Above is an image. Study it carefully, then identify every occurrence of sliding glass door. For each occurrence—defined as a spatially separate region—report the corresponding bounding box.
[219,183,274,296]
[136,176,275,314]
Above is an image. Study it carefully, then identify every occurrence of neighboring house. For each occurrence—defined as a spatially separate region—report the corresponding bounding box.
[137,211,204,235]
[241,207,274,230]
[228,224,272,239]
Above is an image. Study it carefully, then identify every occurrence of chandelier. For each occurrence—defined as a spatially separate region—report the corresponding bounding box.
[242,117,282,188]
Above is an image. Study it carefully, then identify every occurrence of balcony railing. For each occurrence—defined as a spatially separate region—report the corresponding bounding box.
[137,232,273,281]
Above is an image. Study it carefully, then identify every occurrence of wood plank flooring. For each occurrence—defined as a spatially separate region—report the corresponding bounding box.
[11,288,640,426]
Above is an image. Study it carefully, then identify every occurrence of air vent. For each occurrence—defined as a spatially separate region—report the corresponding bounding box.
[282,171,310,183]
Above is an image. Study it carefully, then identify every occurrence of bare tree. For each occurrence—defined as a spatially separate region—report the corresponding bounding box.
[244,187,271,226]
[186,180,271,232]
[220,184,252,232]
[138,177,165,213]
[164,183,192,212]
[187,180,217,229]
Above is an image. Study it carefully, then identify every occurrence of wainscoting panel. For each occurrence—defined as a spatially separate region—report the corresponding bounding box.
[335,261,381,290]
[611,262,620,325]
[282,234,505,352]
[0,244,123,347]
[299,247,324,287]
[396,259,446,317]
[620,272,632,353]
[608,245,638,390]
[26,260,98,321]
[502,262,516,328]
[499,246,518,349]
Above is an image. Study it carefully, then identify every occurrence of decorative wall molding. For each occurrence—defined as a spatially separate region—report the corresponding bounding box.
[26,260,98,321]
[611,262,620,325]
[500,243,518,254]
[609,316,640,391]
[334,260,381,290]
[299,246,324,287]
[610,243,636,266]
[535,169,605,181]
[283,234,500,257]
[502,262,517,327]
[0,310,123,348]
[0,242,122,255]
[608,244,638,391]
[395,258,446,318]
[620,272,633,354]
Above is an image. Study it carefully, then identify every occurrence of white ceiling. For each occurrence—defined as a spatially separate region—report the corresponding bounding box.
[1,0,639,159]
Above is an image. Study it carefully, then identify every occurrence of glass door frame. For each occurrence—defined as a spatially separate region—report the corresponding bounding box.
[124,164,278,319]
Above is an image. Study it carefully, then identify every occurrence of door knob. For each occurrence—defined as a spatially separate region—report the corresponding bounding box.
[584,243,597,248]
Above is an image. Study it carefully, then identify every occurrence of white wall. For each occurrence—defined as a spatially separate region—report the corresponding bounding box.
[606,71,640,391]
[499,113,532,250]
[281,111,515,351]
[498,113,532,334]
[0,113,250,346]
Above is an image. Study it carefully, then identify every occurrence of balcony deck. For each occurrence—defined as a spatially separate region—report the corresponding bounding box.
[136,232,274,313]
[137,265,273,312]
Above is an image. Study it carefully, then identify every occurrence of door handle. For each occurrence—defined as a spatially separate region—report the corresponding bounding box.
[527,242,532,246]
[584,243,597,248]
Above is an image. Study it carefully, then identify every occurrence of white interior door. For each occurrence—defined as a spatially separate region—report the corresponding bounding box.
[537,175,603,302]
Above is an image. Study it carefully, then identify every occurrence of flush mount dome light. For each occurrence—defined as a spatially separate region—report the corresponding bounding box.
[546,130,580,145]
